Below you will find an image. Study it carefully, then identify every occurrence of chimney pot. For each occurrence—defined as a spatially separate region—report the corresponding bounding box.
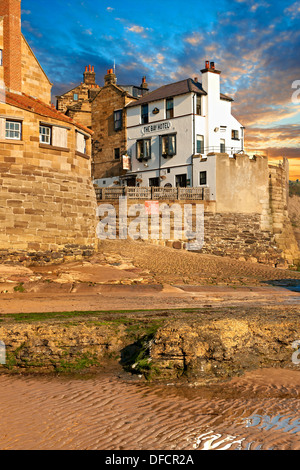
[205,60,210,69]
[210,61,215,70]
[194,77,198,82]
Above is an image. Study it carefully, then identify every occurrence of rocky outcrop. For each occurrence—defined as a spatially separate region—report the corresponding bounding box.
[150,315,300,382]
[1,309,300,382]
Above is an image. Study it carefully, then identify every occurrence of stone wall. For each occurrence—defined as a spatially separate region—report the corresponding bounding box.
[0,106,97,264]
[91,84,135,180]
[21,36,52,105]
[268,159,299,264]
[96,198,284,265]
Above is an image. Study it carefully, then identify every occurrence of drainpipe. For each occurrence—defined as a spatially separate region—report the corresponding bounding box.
[192,93,195,187]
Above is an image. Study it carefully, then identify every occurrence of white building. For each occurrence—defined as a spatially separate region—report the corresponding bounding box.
[95,61,244,199]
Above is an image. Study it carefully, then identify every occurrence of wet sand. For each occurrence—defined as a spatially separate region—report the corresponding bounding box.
[1,368,300,450]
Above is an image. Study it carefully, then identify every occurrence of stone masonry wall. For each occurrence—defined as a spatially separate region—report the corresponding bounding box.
[0,105,97,265]
[268,159,299,264]
[96,199,284,266]
[92,85,135,180]
[21,36,52,105]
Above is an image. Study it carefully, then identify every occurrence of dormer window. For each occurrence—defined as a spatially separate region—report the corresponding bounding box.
[73,93,78,101]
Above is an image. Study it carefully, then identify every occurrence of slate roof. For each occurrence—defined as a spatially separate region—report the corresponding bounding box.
[5,91,93,134]
[126,78,233,107]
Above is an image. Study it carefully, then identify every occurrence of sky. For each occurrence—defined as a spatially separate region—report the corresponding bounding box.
[21,0,300,179]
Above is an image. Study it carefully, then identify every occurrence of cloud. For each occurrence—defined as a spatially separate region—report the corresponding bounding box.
[284,1,300,19]
[184,33,204,46]
[106,7,114,12]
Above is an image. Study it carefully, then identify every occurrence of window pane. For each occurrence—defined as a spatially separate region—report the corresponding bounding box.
[166,99,174,118]
[114,110,122,130]
[200,171,207,185]
[141,104,148,124]
[196,135,204,153]
[196,96,201,115]
[137,141,143,159]
[144,140,150,158]
[5,121,21,140]
[39,125,51,144]
[162,136,167,154]
[169,135,176,154]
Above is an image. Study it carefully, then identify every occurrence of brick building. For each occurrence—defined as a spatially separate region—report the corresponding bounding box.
[56,65,100,129]
[0,0,97,262]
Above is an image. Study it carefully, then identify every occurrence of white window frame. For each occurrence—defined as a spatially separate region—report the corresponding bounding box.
[5,120,22,140]
[39,124,52,145]
[76,131,87,154]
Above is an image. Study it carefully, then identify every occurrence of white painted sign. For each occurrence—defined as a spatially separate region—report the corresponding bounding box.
[141,121,172,135]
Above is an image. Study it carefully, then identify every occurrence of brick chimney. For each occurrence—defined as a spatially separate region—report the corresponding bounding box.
[83,65,96,86]
[104,68,117,86]
[0,0,22,93]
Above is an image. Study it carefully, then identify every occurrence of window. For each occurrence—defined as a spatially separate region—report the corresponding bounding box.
[137,139,151,160]
[5,120,22,140]
[220,138,225,153]
[161,134,176,157]
[196,135,204,154]
[141,104,149,124]
[73,93,78,101]
[149,177,160,187]
[76,131,87,154]
[114,148,120,160]
[0,50,2,67]
[166,98,174,119]
[39,125,51,144]
[196,95,201,115]
[200,171,207,186]
[175,174,187,188]
[114,110,122,131]
[231,129,239,140]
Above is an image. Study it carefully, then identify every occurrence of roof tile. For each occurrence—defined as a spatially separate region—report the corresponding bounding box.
[4,92,93,134]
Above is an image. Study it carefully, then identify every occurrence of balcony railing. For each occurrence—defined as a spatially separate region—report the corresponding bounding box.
[95,186,210,201]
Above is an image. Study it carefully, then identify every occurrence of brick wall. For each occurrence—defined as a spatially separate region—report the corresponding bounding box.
[0,0,22,93]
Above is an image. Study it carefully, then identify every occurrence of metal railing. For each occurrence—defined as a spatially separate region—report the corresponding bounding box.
[95,186,210,201]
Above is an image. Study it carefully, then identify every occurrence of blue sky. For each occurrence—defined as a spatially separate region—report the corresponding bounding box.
[21,0,300,176]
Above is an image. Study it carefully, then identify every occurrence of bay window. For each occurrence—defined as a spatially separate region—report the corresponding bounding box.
[137,139,151,160]
[161,134,176,158]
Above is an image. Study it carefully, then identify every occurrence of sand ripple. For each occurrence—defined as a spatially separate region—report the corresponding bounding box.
[0,369,300,450]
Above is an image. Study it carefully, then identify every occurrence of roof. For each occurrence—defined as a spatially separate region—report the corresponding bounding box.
[5,91,93,134]
[126,78,233,107]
